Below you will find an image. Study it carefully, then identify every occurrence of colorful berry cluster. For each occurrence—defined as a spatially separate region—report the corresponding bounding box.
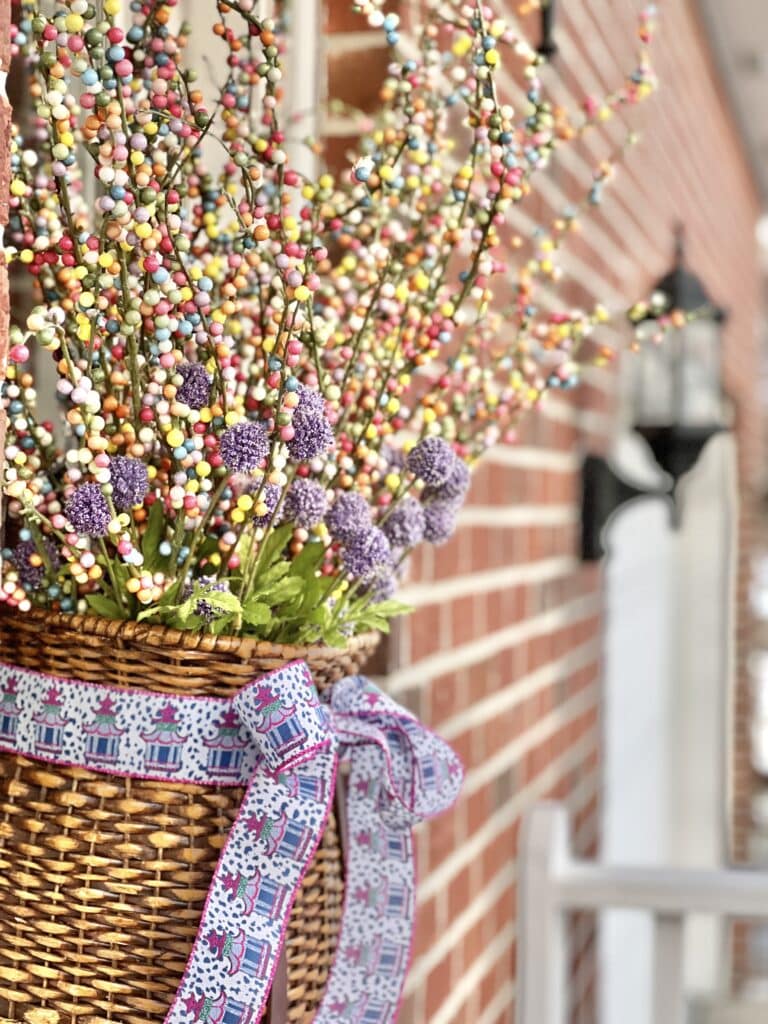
[1,0,659,642]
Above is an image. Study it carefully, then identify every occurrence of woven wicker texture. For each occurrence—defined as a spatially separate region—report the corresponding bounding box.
[0,609,378,1024]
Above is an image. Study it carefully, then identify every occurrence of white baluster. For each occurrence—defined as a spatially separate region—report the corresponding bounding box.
[518,802,571,1024]
[653,914,685,1024]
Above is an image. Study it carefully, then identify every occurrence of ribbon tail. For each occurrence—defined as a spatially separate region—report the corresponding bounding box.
[166,746,338,1024]
[315,746,417,1024]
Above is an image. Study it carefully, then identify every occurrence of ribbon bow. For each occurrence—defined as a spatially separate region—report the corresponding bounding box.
[0,659,463,1024]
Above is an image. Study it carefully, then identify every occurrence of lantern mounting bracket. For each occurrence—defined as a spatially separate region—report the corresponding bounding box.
[538,0,558,58]
[580,454,672,562]
[580,422,724,561]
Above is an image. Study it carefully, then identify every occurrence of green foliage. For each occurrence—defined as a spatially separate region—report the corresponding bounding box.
[130,531,411,644]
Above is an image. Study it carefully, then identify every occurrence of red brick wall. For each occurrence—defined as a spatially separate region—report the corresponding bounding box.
[326,1,763,1021]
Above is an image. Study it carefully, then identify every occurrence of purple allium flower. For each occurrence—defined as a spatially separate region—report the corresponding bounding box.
[10,539,61,590]
[65,483,111,538]
[109,456,149,511]
[250,481,281,527]
[423,499,459,545]
[342,526,392,579]
[364,569,398,604]
[381,495,425,550]
[283,478,328,529]
[296,386,326,416]
[326,491,372,542]
[406,437,457,487]
[381,443,406,471]
[183,577,230,623]
[219,420,270,473]
[176,362,212,409]
[423,458,470,502]
[286,409,334,462]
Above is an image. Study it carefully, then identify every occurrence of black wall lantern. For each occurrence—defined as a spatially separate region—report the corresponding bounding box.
[581,228,728,561]
[538,0,558,59]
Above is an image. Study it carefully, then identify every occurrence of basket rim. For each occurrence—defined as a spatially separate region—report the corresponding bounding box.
[0,605,379,660]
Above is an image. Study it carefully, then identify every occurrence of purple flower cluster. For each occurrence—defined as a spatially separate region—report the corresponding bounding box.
[287,388,334,462]
[109,456,150,511]
[65,483,112,538]
[10,539,61,590]
[423,457,470,502]
[246,480,281,527]
[327,492,373,542]
[406,437,457,486]
[175,362,212,409]
[364,568,397,604]
[423,498,459,545]
[342,526,392,580]
[381,495,425,550]
[220,420,270,473]
[283,478,328,529]
[183,577,230,623]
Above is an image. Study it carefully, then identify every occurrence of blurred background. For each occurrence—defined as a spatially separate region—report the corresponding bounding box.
[311,2,768,1022]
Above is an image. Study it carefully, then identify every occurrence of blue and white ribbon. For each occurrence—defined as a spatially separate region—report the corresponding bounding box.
[0,659,463,1023]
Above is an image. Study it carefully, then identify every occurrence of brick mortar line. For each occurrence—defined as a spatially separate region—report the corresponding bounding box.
[457,505,578,527]
[463,684,598,797]
[400,554,577,608]
[384,594,602,693]
[482,446,580,471]
[425,923,517,1024]
[408,767,599,1001]
[438,637,601,739]
[405,872,514,994]
[416,743,599,903]
[323,30,381,53]
[477,979,517,1024]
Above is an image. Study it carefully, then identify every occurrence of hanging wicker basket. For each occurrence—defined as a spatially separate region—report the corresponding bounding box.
[0,608,378,1024]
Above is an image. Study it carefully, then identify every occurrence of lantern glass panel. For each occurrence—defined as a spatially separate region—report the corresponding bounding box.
[632,328,675,427]
[676,318,722,427]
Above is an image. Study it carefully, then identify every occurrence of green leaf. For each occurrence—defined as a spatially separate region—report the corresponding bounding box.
[288,540,326,580]
[210,613,238,635]
[200,589,242,614]
[253,561,291,589]
[321,628,348,648]
[269,577,304,604]
[172,595,196,625]
[258,523,293,569]
[366,599,412,618]
[242,601,271,627]
[142,501,168,570]
[85,593,125,620]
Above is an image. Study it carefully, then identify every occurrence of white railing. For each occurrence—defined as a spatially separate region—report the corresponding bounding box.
[518,802,768,1024]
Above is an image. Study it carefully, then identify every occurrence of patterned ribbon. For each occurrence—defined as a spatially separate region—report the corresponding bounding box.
[0,658,462,1024]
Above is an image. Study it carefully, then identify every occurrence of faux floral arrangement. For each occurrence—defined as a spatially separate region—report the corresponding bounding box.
[1,0,658,645]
